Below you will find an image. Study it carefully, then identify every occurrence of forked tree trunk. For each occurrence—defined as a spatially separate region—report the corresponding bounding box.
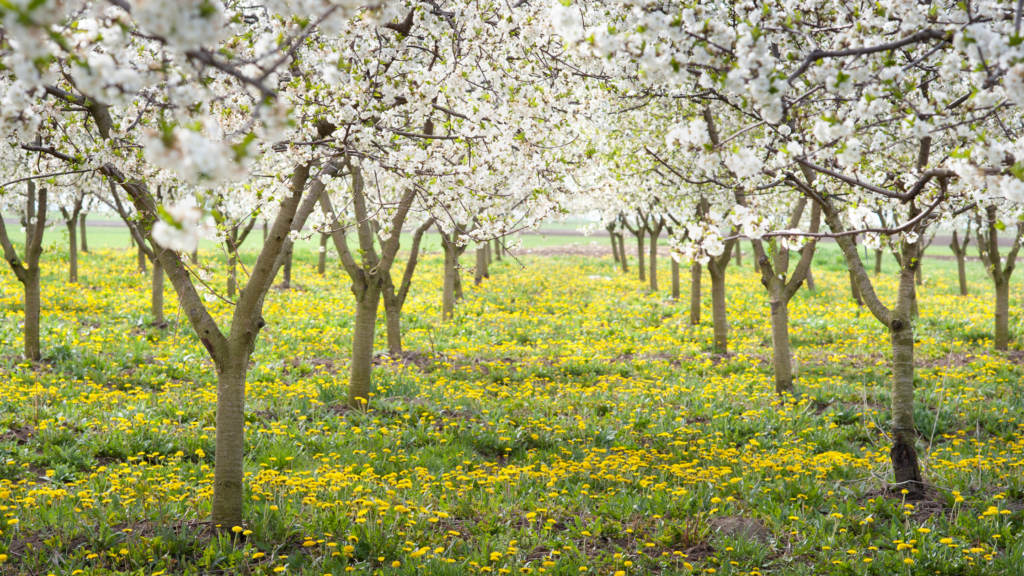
[690,262,701,324]
[381,218,434,355]
[24,269,41,361]
[824,196,924,497]
[671,259,680,300]
[79,214,88,253]
[152,259,165,326]
[318,233,328,275]
[956,254,968,296]
[66,215,79,283]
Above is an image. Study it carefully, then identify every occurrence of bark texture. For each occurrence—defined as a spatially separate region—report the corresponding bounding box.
[689,262,701,325]
[949,229,970,296]
[0,183,47,361]
[973,205,1023,351]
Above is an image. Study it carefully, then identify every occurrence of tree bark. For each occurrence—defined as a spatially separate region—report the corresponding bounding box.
[282,250,292,289]
[227,252,237,299]
[485,242,492,268]
[79,213,88,253]
[66,214,79,283]
[805,265,815,291]
[493,238,502,261]
[648,222,662,292]
[690,262,701,325]
[636,233,646,283]
[348,282,382,408]
[318,233,328,275]
[874,249,883,276]
[671,258,680,300]
[609,226,619,263]
[617,233,628,273]
[381,218,434,354]
[995,280,1010,351]
[950,230,969,296]
[138,244,148,274]
[475,245,485,285]
[443,237,457,320]
[818,194,924,496]
[735,240,742,267]
[152,259,165,326]
[709,264,728,353]
[24,268,41,361]
[769,291,793,393]
[210,350,249,528]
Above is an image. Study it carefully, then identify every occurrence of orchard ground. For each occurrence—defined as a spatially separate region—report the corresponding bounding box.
[0,230,1022,575]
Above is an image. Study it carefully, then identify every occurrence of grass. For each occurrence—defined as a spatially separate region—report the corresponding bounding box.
[0,237,1021,575]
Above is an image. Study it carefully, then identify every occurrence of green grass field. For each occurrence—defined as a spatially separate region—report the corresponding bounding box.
[0,235,1022,575]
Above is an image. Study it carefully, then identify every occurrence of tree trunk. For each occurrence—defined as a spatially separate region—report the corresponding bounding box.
[454,267,463,301]
[995,279,1010,351]
[890,315,922,494]
[443,242,457,320]
[709,265,728,353]
[610,232,619,263]
[494,238,502,261]
[475,246,485,285]
[915,256,924,286]
[849,269,862,306]
[805,265,815,291]
[956,252,968,296]
[874,249,883,276]
[671,258,680,300]
[690,262,701,325]
[24,269,41,361]
[79,214,88,253]
[348,284,382,408]
[485,242,492,268]
[263,220,268,242]
[385,291,402,355]
[318,233,328,275]
[769,292,793,394]
[138,244,148,274]
[67,215,79,284]
[617,233,628,273]
[282,250,292,289]
[227,253,237,299]
[211,351,249,528]
[636,234,646,283]
[648,228,659,292]
[152,259,165,326]
[735,240,742,267]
